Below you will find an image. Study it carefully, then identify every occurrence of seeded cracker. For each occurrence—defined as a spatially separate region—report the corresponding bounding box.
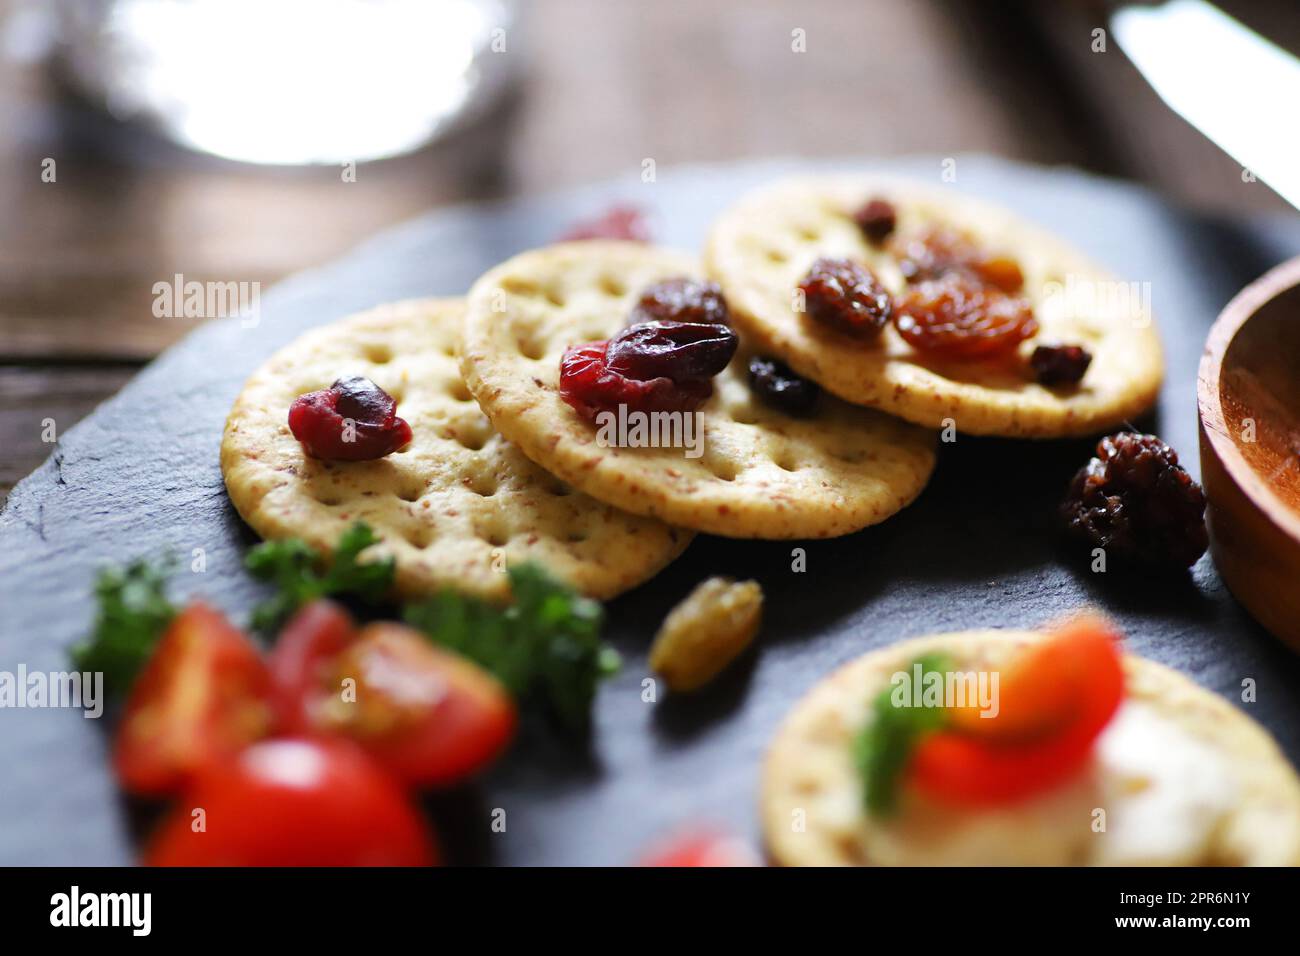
[762,630,1300,866]
[704,176,1164,437]
[459,242,937,539]
[222,299,692,601]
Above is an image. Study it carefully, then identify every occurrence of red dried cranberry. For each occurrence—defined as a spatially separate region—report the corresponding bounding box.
[852,198,897,245]
[891,228,1024,293]
[558,204,650,242]
[1031,344,1093,386]
[288,376,412,461]
[798,257,892,338]
[895,272,1038,359]
[748,355,820,416]
[606,320,737,383]
[559,341,712,424]
[1061,432,1208,569]
[629,278,730,327]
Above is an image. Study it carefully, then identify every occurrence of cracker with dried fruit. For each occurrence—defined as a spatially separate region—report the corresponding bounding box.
[459,241,936,539]
[222,298,691,601]
[705,176,1163,437]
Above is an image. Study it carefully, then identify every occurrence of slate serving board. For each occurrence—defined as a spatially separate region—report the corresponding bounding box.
[4,156,1300,866]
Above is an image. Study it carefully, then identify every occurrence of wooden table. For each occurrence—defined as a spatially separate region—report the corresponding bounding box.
[2,0,1297,502]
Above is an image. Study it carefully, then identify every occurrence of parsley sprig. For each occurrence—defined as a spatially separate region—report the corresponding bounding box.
[71,558,177,694]
[853,653,951,816]
[404,564,618,729]
[245,522,395,635]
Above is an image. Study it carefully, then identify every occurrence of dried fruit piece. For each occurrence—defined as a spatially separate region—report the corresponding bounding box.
[895,272,1038,359]
[891,227,1025,293]
[1060,432,1208,568]
[852,197,897,244]
[1031,343,1093,386]
[558,203,650,242]
[649,577,763,692]
[558,341,712,424]
[605,320,738,382]
[288,376,412,460]
[630,277,730,327]
[747,355,820,416]
[798,256,892,338]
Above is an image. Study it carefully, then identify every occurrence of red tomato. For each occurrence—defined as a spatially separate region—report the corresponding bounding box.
[114,602,272,797]
[268,603,516,787]
[638,832,761,867]
[267,599,357,735]
[908,615,1125,806]
[145,738,438,866]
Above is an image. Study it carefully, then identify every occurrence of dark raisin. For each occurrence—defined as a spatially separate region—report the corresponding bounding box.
[748,355,820,416]
[332,375,396,423]
[558,204,650,242]
[1031,344,1092,386]
[895,272,1037,359]
[891,227,1024,293]
[606,320,738,382]
[288,376,412,461]
[852,198,897,244]
[1060,432,1208,569]
[629,277,730,327]
[559,341,712,424]
[798,257,892,338]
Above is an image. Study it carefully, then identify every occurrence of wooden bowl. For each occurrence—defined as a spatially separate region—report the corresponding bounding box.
[1198,256,1300,653]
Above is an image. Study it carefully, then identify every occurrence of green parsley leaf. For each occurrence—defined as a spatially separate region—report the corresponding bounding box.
[854,652,952,816]
[404,563,617,729]
[71,557,177,695]
[245,521,395,635]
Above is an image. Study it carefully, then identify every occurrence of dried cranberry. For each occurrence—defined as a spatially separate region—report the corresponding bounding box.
[891,228,1024,293]
[288,377,412,461]
[1031,344,1093,386]
[798,257,892,338]
[852,198,897,244]
[606,321,737,382]
[333,374,396,422]
[629,278,730,327]
[895,272,1038,359]
[558,204,650,242]
[1061,432,1208,569]
[559,341,712,424]
[748,355,820,416]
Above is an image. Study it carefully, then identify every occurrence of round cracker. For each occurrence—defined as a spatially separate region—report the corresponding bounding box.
[762,629,1300,866]
[459,242,937,539]
[705,175,1164,437]
[221,298,692,602]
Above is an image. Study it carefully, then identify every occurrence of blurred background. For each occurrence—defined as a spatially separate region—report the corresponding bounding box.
[1,0,1298,503]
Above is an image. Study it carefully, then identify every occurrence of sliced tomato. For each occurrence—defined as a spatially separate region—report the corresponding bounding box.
[907,615,1125,806]
[144,738,438,866]
[114,601,272,797]
[320,622,516,786]
[267,598,357,735]
[268,603,516,787]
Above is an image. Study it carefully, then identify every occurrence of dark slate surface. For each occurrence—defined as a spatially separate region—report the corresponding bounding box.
[3,156,1300,866]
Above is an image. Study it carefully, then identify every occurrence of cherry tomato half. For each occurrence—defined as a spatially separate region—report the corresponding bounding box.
[114,602,272,797]
[907,615,1125,806]
[268,602,517,788]
[144,738,438,866]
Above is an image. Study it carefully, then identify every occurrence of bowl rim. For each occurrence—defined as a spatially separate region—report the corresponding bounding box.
[1197,254,1300,544]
